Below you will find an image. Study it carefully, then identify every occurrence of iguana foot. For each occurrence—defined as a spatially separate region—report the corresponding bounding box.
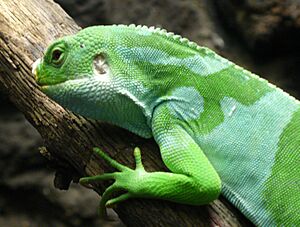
[79,147,147,218]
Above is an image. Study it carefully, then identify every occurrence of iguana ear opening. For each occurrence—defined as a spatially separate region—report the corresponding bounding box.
[93,54,111,81]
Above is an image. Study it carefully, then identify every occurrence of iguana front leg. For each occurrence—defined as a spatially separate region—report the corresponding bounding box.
[80,104,221,217]
[80,147,147,217]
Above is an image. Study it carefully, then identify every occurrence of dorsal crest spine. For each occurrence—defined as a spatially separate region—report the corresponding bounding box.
[114,24,213,55]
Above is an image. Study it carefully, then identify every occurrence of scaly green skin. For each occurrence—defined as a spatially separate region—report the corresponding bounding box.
[33,25,300,225]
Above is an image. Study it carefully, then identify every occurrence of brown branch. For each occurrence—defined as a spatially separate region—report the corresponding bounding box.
[0,0,253,226]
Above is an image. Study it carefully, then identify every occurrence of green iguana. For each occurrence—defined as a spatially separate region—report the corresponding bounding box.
[32,24,300,226]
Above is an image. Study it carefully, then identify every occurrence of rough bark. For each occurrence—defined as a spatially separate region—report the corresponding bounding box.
[0,0,253,226]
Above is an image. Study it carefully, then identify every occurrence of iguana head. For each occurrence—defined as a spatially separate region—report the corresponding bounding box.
[32,27,152,138]
[32,30,114,110]
[33,33,101,87]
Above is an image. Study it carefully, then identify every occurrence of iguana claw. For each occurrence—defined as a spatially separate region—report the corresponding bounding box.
[79,147,146,218]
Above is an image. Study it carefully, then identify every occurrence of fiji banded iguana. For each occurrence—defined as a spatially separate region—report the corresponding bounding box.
[32,25,300,226]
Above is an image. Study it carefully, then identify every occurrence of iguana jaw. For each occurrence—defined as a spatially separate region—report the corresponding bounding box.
[32,58,54,88]
[32,57,69,87]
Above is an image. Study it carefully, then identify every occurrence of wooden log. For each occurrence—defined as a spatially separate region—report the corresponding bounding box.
[0,0,253,226]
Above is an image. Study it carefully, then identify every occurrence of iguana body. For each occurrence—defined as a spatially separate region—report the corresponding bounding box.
[33,25,300,226]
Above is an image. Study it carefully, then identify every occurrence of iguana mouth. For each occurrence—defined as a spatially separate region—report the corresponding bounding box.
[32,58,53,87]
[32,58,68,87]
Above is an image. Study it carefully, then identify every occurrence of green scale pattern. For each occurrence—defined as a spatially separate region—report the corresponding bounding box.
[34,25,300,226]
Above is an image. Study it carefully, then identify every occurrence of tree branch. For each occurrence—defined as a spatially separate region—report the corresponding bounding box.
[0,0,253,226]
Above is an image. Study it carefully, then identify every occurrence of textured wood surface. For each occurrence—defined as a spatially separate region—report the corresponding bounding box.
[0,0,253,226]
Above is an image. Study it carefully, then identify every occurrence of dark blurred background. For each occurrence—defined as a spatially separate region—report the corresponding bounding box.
[1,0,300,226]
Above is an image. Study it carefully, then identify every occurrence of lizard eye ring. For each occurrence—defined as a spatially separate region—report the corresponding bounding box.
[51,48,64,66]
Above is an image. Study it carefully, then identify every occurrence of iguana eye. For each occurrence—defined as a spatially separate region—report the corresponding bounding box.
[51,48,64,65]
